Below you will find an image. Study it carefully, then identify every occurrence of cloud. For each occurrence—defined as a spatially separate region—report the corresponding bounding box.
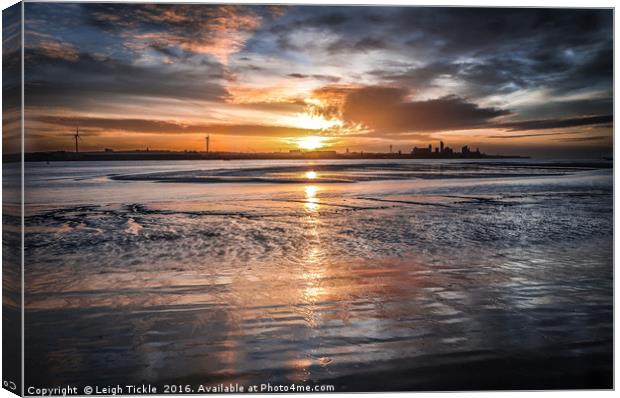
[369,62,460,91]
[339,86,509,134]
[495,115,612,131]
[24,51,229,108]
[550,45,613,96]
[3,4,22,120]
[287,73,340,82]
[20,4,614,156]
[85,4,265,64]
[513,97,612,120]
[556,135,608,142]
[35,115,317,137]
[311,12,349,26]
[327,37,387,54]
[25,31,80,62]
[487,131,586,139]
[313,85,612,139]
[234,99,306,113]
[33,40,79,61]
[287,7,613,101]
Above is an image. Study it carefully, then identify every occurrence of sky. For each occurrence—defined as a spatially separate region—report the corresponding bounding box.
[18,3,613,157]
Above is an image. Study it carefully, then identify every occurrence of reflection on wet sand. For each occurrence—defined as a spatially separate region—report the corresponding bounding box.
[305,170,318,180]
[23,161,613,390]
[304,185,320,212]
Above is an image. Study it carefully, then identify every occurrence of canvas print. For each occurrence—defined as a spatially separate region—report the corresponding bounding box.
[2,1,614,395]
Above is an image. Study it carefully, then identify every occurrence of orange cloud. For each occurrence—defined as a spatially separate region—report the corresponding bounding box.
[25,31,79,61]
[95,5,263,64]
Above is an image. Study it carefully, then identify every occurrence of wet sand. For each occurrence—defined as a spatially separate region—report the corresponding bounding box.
[22,160,612,391]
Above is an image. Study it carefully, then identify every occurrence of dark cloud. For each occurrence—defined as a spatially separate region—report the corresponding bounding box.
[556,135,608,142]
[340,86,509,133]
[312,12,349,26]
[35,115,316,137]
[487,131,586,139]
[327,37,387,54]
[287,73,340,82]
[397,8,611,58]
[550,45,613,96]
[299,7,613,100]
[333,85,612,137]
[269,10,349,33]
[24,50,229,108]
[372,46,611,99]
[514,97,613,120]
[3,3,22,113]
[369,62,460,91]
[495,115,612,132]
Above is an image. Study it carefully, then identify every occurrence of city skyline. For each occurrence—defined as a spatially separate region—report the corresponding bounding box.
[10,4,614,158]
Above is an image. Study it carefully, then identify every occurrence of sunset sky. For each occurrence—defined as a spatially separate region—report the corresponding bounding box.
[20,3,612,157]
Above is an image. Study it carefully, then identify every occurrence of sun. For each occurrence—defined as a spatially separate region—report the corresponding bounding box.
[296,136,326,151]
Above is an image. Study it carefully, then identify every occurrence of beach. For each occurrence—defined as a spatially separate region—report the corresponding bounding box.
[21,159,613,390]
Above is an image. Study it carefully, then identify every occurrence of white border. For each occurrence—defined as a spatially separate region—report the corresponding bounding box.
[0,1,616,398]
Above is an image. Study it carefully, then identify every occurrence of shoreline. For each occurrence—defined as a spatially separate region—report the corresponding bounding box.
[6,151,531,163]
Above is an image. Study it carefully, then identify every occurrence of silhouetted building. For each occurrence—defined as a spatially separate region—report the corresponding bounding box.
[412,145,432,155]
[411,140,483,157]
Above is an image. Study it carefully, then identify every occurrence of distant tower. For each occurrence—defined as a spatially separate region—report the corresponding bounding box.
[428,144,432,152]
[205,134,210,153]
[389,144,393,154]
[440,141,444,153]
[74,127,80,153]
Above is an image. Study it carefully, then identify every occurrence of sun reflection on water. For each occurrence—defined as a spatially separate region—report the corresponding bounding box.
[304,185,319,212]
[305,170,318,180]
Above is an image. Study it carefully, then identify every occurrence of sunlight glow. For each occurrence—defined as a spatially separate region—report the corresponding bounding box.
[305,170,318,179]
[296,136,327,150]
[294,113,341,130]
[304,185,319,211]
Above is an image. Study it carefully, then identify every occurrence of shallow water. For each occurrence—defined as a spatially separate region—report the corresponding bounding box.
[20,159,612,391]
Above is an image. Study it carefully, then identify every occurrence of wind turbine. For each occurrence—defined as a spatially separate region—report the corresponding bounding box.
[74,127,82,153]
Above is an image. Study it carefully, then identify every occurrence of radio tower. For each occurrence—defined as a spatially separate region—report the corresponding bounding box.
[205,134,210,153]
[74,127,80,153]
